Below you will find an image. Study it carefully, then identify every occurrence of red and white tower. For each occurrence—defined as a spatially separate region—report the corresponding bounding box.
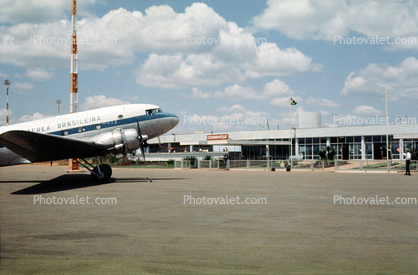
[69,0,80,171]
[70,0,78,113]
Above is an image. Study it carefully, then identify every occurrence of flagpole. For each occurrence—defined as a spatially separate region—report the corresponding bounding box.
[290,97,293,168]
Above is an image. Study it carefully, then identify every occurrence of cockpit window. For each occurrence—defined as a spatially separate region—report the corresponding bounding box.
[146,108,162,115]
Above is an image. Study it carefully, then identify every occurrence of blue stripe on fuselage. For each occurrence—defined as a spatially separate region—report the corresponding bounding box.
[49,113,172,136]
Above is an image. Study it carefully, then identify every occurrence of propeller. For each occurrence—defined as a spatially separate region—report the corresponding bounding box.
[158,136,163,149]
[136,117,146,161]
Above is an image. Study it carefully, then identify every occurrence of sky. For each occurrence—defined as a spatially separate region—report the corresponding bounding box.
[1,0,418,134]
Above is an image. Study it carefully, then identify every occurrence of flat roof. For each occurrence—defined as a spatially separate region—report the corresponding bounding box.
[149,123,418,145]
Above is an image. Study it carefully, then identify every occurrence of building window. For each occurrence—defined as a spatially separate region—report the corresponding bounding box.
[373,136,381,142]
[365,143,373,159]
[350,143,362,160]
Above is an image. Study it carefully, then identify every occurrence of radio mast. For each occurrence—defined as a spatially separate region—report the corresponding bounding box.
[69,0,80,171]
[70,0,78,113]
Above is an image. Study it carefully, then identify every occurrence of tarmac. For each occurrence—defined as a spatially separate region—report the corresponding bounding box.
[1,165,417,274]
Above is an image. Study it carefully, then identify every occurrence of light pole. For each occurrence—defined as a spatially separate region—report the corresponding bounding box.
[55,99,62,115]
[385,85,390,171]
[3,79,10,125]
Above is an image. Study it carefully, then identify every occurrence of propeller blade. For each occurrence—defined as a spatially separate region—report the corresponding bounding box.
[136,117,142,140]
[158,136,163,149]
[136,117,146,161]
[140,143,146,161]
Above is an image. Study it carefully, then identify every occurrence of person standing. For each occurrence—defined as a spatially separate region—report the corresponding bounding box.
[403,149,412,176]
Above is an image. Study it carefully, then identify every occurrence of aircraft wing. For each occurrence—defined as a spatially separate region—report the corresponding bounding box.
[0,130,107,162]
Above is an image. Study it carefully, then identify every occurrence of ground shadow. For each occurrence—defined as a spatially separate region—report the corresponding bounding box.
[9,175,189,195]
[11,174,114,195]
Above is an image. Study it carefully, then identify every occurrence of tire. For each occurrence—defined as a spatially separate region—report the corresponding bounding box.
[91,164,112,183]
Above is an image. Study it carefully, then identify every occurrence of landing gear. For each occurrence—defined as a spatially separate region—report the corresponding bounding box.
[91,164,112,183]
[75,158,113,183]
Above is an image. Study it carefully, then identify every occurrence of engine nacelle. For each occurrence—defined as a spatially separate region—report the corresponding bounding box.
[91,128,144,155]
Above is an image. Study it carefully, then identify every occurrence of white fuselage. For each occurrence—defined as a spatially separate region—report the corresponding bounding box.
[0,104,179,166]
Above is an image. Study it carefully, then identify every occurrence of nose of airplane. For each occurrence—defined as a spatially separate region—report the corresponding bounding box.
[170,114,180,128]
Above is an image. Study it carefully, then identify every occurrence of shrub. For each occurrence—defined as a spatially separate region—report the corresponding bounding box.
[203,155,212,160]
[411,149,418,160]
[182,156,197,166]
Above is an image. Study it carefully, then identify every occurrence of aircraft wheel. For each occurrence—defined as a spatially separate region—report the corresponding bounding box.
[91,164,112,183]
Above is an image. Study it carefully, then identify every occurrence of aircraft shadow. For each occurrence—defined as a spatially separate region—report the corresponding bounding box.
[10,175,188,195]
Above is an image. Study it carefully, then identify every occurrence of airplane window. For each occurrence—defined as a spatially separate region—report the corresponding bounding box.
[146,108,162,115]
[94,124,101,130]
[61,130,69,136]
[118,115,123,119]
[78,127,86,133]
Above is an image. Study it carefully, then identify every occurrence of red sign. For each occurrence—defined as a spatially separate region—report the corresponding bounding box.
[207,134,229,141]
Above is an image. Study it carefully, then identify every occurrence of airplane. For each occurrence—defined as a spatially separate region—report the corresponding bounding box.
[0,104,179,183]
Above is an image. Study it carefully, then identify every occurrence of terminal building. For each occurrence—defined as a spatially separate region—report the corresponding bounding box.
[147,112,418,161]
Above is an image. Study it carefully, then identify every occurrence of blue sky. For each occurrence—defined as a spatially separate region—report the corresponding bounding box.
[1,0,417,133]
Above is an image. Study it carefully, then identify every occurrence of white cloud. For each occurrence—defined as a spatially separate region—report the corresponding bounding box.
[1,2,321,86]
[305,97,341,108]
[80,95,129,111]
[135,42,321,88]
[351,105,383,116]
[216,104,247,112]
[13,81,34,94]
[0,3,229,70]
[341,57,418,102]
[191,88,216,99]
[253,0,418,47]
[190,79,296,103]
[18,112,47,123]
[333,105,384,126]
[25,68,54,81]
[262,79,294,97]
[135,53,245,89]
[245,43,323,78]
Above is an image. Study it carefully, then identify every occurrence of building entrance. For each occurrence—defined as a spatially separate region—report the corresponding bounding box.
[373,143,387,159]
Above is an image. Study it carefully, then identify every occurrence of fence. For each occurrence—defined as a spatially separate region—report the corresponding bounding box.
[174,159,418,172]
